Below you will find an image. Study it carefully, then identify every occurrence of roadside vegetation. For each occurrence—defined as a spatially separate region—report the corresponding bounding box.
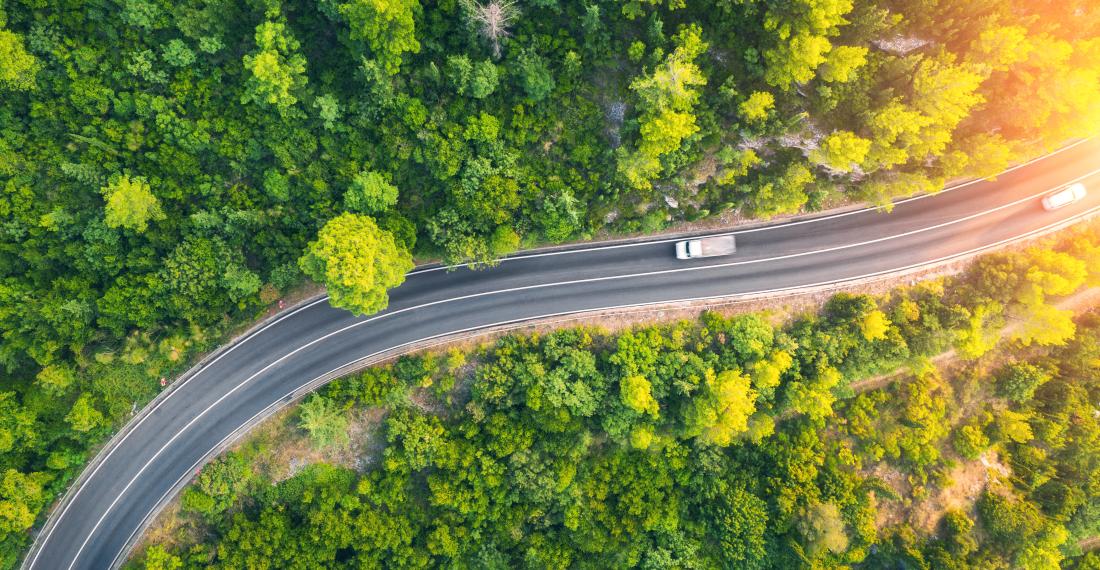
[132,224,1100,569]
[2,0,1100,565]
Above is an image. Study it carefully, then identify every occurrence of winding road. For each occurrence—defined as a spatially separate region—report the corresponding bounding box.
[24,138,1100,569]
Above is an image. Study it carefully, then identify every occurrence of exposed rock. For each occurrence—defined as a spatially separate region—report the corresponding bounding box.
[738,136,768,151]
[873,36,931,55]
[778,123,825,153]
[607,101,626,124]
[606,101,627,148]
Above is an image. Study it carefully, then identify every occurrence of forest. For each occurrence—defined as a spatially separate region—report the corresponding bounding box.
[2,0,1100,566]
[133,223,1100,569]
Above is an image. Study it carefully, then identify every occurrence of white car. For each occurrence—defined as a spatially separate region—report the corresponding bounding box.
[674,235,737,259]
[1042,182,1087,211]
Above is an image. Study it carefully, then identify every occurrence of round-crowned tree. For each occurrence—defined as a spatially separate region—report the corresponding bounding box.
[299,212,414,315]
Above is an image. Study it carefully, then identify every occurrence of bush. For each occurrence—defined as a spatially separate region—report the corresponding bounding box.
[328,367,406,407]
[952,422,990,460]
[995,363,1052,403]
[181,453,252,519]
[298,394,350,450]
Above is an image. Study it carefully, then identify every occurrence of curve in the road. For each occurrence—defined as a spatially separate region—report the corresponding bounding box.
[25,137,1100,570]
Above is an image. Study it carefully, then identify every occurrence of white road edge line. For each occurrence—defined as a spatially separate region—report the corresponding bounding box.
[390,166,1100,296]
[54,132,1077,568]
[110,200,1100,569]
[65,165,1100,568]
[23,296,331,569]
[25,139,1091,570]
[405,137,1095,274]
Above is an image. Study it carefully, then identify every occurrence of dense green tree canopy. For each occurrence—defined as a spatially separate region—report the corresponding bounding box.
[0,30,37,91]
[137,227,1100,570]
[344,170,400,214]
[338,0,421,74]
[298,213,413,315]
[809,130,871,172]
[241,20,308,111]
[618,25,708,190]
[1,0,1099,564]
[102,175,163,233]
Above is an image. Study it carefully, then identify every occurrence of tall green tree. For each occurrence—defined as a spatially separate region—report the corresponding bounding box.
[0,29,37,91]
[0,470,51,539]
[102,175,163,233]
[759,0,855,90]
[620,375,659,417]
[345,171,400,213]
[339,0,421,74]
[298,395,351,449]
[810,130,871,172]
[683,369,757,446]
[299,213,414,315]
[241,21,308,111]
[619,25,708,190]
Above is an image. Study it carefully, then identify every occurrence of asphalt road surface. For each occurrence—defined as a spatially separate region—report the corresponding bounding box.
[25,139,1100,570]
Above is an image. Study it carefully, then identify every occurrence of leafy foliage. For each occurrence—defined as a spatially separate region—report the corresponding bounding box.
[298,213,413,315]
[139,225,1100,570]
[344,171,400,214]
[338,0,421,74]
[0,30,38,91]
[102,175,163,233]
[298,394,350,449]
[995,362,1051,403]
[3,0,1100,565]
[241,20,308,112]
[618,25,708,190]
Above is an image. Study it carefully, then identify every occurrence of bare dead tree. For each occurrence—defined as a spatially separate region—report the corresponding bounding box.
[460,0,519,59]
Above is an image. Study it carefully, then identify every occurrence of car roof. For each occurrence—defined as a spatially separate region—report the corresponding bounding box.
[1047,187,1076,205]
